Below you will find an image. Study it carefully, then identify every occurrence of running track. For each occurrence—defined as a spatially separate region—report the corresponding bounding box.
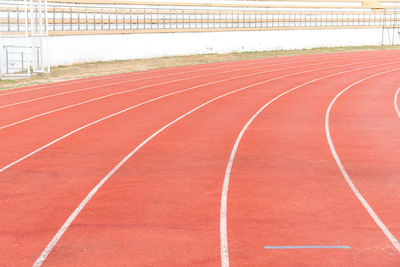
[0,50,400,266]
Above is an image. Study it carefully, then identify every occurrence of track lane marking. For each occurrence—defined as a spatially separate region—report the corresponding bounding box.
[219,63,400,267]
[325,68,400,253]
[395,87,400,118]
[31,60,399,267]
[0,55,362,130]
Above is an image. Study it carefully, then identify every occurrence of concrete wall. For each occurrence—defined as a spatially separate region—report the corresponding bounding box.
[45,28,398,66]
[2,27,399,67]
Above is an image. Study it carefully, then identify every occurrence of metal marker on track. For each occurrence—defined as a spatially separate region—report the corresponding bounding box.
[264,246,351,249]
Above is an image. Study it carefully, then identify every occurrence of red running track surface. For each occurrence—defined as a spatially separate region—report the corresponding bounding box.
[0,50,399,266]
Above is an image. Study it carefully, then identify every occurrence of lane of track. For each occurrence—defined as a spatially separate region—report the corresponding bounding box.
[326,70,400,252]
[223,64,400,266]
[0,51,399,266]
[218,68,400,267]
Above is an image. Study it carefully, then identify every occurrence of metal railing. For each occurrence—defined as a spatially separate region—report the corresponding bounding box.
[2,44,42,74]
[0,0,49,79]
[1,1,399,35]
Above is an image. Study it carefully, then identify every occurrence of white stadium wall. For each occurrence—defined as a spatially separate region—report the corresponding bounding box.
[46,28,397,66]
[2,28,398,66]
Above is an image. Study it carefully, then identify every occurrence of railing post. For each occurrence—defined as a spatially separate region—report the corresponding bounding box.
[5,47,8,74]
[21,50,24,70]
[382,9,386,45]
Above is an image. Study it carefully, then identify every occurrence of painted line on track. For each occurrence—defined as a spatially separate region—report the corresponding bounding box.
[218,62,400,267]
[264,246,351,249]
[0,56,360,130]
[395,87,400,118]
[31,60,400,267]
[325,68,400,253]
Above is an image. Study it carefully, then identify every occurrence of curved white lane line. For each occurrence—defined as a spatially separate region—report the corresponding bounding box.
[395,88,400,118]
[219,64,400,267]
[33,61,399,267]
[0,56,354,131]
[325,68,400,253]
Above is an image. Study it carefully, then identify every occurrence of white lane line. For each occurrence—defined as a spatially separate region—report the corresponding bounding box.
[219,63,400,267]
[395,88,400,118]
[0,60,362,173]
[0,56,352,131]
[32,60,399,267]
[325,68,400,253]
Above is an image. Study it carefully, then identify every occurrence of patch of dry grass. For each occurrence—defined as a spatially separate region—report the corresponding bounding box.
[1,45,399,91]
